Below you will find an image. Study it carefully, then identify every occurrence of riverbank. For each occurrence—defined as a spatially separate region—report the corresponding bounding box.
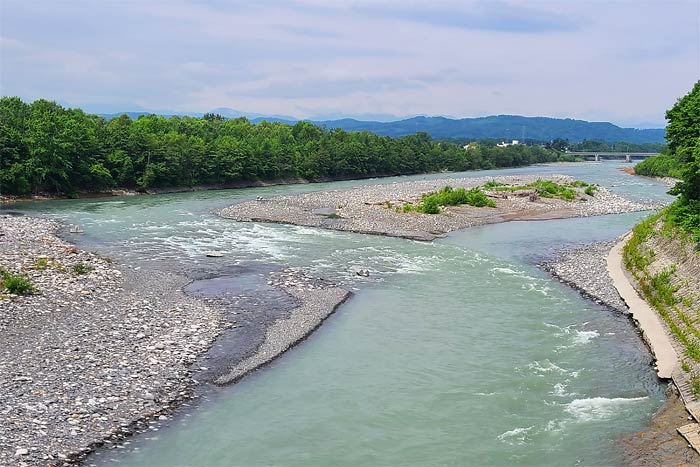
[542,240,627,313]
[619,166,681,187]
[0,216,350,466]
[221,174,657,241]
[541,239,699,464]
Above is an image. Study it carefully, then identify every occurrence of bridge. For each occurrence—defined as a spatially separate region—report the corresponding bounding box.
[566,151,659,163]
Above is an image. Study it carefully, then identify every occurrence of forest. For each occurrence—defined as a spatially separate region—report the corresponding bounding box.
[0,97,575,197]
[635,81,700,238]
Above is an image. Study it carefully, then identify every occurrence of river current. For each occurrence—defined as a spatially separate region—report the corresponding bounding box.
[11,162,674,466]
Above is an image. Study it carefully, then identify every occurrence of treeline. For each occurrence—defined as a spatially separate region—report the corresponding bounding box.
[636,81,700,238]
[0,97,574,196]
[569,140,665,153]
[442,137,665,153]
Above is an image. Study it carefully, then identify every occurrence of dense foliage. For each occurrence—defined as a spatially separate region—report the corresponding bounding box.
[633,153,685,178]
[635,81,700,240]
[0,98,578,196]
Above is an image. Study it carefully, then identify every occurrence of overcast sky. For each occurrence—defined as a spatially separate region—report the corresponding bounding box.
[1,0,698,127]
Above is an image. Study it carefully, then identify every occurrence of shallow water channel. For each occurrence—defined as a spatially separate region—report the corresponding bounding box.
[11,163,674,466]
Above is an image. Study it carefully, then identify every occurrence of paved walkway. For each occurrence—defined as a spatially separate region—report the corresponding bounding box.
[606,235,679,379]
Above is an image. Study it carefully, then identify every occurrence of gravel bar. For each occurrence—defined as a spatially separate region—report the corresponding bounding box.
[542,240,628,313]
[0,215,225,466]
[0,217,351,466]
[215,268,351,385]
[220,174,657,240]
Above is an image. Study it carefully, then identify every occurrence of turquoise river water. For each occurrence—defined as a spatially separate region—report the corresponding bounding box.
[9,162,674,466]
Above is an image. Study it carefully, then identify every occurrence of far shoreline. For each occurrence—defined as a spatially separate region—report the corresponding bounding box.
[0,160,589,206]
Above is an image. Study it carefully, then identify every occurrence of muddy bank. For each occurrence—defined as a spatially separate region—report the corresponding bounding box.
[220,174,657,241]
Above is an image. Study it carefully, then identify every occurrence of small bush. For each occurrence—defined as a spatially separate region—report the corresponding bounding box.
[72,263,93,275]
[464,187,496,208]
[584,185,597,196]
[0,269,35,295]
[405,186,496,214]
[534,180,577,201]
[421,196,441,214]
[649,265,678,307]
[33,257,49,270]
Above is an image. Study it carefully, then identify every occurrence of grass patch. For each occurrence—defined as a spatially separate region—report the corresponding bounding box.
[584,185,597,196]
[692,373,700,397]
[623,207,700,366]
[622,212,661,272]
[72,263,94,275]
[0,268,36,295]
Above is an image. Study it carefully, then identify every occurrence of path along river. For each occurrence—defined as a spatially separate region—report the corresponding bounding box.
[12,162,674,466]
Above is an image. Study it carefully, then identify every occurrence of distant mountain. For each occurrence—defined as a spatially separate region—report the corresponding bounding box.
[98,110,665,144]
[311,115,666,144]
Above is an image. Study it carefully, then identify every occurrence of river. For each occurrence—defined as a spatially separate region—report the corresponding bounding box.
[10,162,674,466]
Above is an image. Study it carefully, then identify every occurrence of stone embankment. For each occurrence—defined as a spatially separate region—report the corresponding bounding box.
[220,175,657,240]
[0,216,350,466]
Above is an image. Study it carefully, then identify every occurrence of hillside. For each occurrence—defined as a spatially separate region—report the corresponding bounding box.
[311,115,665,144]
[99,110,665,144]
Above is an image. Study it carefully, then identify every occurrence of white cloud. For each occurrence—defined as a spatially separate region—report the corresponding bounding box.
[0,0,697,126]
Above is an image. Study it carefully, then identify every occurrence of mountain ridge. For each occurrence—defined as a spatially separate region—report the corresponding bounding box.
[98,110,665,144]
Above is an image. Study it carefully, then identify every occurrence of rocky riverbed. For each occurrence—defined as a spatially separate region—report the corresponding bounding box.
[542,240,628,313]
[220,175,657,240]
[0,215,225,466]
[0,216,350,466]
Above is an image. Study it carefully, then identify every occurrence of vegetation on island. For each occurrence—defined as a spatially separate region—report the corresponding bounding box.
[400,178,596,215]
[0,97,581,197]
[483,179,596,201]
[402,186,495,214]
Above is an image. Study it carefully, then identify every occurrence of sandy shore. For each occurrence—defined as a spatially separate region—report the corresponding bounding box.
[0,216,349,466]
[220,174,657,241]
